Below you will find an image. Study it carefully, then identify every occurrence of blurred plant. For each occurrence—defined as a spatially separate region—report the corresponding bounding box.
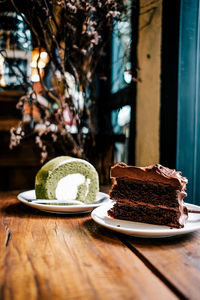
[7,0,125,162]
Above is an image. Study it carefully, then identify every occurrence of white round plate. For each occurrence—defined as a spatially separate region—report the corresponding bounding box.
[17,190,109,214]
[91,202,200,238]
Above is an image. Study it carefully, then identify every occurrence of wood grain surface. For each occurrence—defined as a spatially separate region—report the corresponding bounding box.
[0,191,178,300]
[122,231,200,300]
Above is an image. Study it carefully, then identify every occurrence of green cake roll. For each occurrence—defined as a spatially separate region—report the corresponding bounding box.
[35,156,99,203]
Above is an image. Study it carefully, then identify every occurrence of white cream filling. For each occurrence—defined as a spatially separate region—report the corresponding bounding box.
[55,173,90,200]
[85,177,91,196]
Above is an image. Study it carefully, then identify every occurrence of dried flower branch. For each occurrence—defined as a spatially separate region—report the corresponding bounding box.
[7,0,125,162]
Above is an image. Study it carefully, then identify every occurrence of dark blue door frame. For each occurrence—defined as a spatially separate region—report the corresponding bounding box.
[177,0,200,204]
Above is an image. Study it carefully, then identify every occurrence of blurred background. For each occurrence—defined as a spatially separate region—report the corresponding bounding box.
[0,0,199,205]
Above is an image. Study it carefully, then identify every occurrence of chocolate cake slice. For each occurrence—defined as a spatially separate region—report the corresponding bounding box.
[108,163,188,228]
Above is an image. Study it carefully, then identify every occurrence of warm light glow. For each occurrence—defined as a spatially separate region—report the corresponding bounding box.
[30,48,48,82]
[30,67,44,82]
[30,48,49,69]
[0,54,6,87]
[0,78,6,87]
[31,61,46,69]
[0,54,4,64]
[31,74,40,82]
[40,51,48,59]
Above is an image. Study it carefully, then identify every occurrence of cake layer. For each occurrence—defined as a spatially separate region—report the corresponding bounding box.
[108,203,188,228]
[113,198,185,211]
[110,178,186,208]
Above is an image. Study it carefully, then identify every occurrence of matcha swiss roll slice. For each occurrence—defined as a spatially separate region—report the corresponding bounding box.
[35,156,99,203]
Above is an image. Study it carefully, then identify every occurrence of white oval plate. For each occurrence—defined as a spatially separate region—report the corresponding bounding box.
[91,202,200,238]
[17,190,110,214]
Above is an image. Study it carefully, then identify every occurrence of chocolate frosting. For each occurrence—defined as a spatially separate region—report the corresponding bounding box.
[111,163,188,191]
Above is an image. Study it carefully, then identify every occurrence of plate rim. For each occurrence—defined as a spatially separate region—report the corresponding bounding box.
[17,189,110,214]
[91,202,200,238]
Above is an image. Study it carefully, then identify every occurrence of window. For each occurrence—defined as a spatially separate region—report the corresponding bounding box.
[0,12,31,89]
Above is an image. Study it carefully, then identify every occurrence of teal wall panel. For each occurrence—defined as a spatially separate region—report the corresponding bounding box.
[177,0,200,204]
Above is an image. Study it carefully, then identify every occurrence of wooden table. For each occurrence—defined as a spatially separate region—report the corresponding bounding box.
[0,189,200,300]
